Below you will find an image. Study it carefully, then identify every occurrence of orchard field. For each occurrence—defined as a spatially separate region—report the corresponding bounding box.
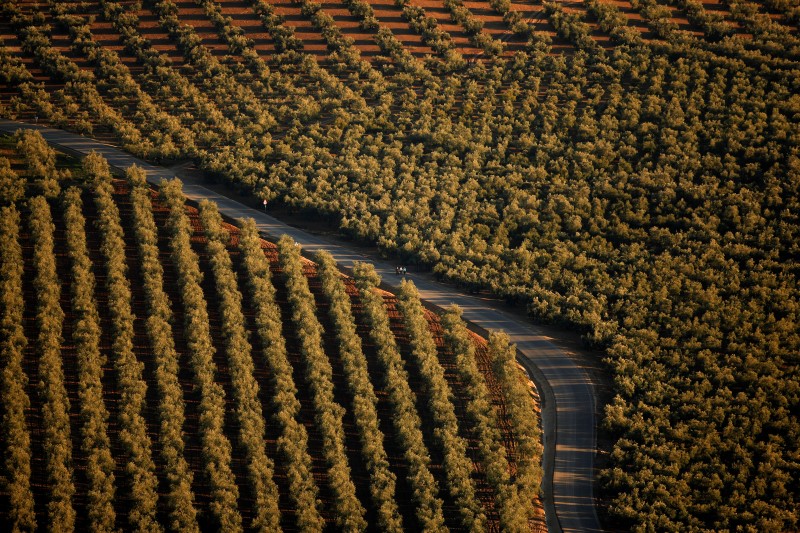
[0,133,543,531]
[1,0,799,529]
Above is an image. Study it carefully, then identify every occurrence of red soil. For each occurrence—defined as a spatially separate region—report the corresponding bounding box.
[217,0,280,54]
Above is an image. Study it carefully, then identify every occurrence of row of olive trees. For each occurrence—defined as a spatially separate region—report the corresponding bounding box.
[440,309,532,530]
[0,157,25,204]
[110,0,308,187]
[194,0,269,67]
[633,0,800,62]
[662,0,735,40]
[90,157,163,531]
[336,0,431,81]
[489,334,543,516]
[28,195,76,531]
[395,280,486,531]
[198,0,354,122]
[394,0,466,69]
[294,0,386,95]
[0,43,86,131]
[160,179,243,531]
[341,0,380,31]
[62,186,117,532]
[149,0,277,135]
[199,200,282,532]
[99,0,237,149]
[716,0,800,51]
[486,0,551,46]
[443,0,504,55]
[15,129,68,199]
[331,0,436,83]
[583,0,642,45]
[106,0,282,189]
[352,262,448,531]
[277,235,368,531]
[128,166,200,532]
[542,2,598,51]
[235,219,325,530]
[246,0,304,52]
[2,2,148,154]
[761,0,800,23]
[315,251,404,532]
[372,26,433,81]
[0,205,36,532]
[193,0,320,123]
[199,0,364,127]
[53,8,195,160]
[177,1,367,123]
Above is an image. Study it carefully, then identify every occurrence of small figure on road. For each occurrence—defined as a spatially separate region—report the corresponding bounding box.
[395,266,400,275]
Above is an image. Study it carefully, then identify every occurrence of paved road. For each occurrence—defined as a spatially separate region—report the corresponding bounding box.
[1,119,603,532]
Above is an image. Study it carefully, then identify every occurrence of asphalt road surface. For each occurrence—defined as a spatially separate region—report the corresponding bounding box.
[1,119,603,532]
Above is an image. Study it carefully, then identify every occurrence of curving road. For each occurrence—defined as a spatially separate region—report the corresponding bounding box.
[1,119,603,532]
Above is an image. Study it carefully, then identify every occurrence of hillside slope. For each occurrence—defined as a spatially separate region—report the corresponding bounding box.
[1,0,799,529]
[0,134,544,531]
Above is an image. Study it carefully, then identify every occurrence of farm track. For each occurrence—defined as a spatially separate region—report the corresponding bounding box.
[0,118,605,533]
